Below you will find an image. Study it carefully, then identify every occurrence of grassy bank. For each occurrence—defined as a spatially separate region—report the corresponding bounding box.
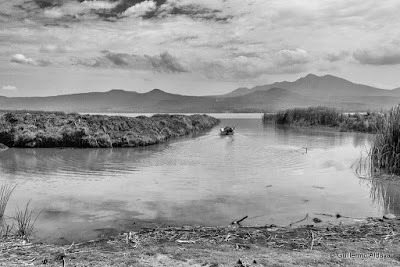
[263,106,382,133]
[0,112,219,148]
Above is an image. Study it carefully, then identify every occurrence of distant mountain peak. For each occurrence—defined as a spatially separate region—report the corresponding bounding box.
[147,89,165,94]
[304,73,318,79]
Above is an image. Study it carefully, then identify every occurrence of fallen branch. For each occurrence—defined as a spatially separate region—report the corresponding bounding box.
[289,214,309,226]
[231,216,248,226]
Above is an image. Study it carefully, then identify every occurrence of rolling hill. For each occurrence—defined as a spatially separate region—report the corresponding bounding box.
[1,74,400,113]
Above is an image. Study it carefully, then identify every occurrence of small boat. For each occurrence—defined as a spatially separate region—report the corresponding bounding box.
[220,126,235,135]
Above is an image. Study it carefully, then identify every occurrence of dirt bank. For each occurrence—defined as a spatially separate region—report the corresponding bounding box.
[1,218,399,266]
[0,112,219,148]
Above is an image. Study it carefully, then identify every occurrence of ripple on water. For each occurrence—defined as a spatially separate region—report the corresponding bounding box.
[0,119,383,244]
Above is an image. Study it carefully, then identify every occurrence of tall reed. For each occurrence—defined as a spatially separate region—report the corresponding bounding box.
[263,106,381,133]
[370,105,400,175]
[0,184,16,219]
[14,200,42,240]
[263,106,343,126]
[0,184,16,237]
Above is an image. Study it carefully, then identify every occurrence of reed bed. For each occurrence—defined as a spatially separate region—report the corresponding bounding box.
[263,106,381,133]
[0,112,219,148]
[370,105,400,175]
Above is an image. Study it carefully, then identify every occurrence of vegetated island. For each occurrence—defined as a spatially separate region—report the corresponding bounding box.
[0,111,219,148]
[263,106,383,133]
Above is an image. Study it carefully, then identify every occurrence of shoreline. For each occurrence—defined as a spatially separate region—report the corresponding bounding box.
[1,217,399,266]
[265,122,377,135]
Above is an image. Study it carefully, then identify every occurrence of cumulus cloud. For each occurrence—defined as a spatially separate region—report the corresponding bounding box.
[324,51,350,62]
[82,0,121,10]
[11,54,50,66]
[43,0,121,18]
[3,0,400,91]
[120,0,157,17]
[1,85,17,91]
[273,49,312,66]
[353,47,400,65]
[191,49,313,80]
[74,50,188,73]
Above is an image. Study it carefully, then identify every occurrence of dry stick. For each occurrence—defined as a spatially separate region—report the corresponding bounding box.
[231,216,248,226]
[310,230,315,250]
[289,214,309,226]
[315,213,334,217]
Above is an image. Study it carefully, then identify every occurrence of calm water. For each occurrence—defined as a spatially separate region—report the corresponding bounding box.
[0,114,397,244]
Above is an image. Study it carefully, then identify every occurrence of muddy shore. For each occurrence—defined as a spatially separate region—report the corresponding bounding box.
[1,217,400,266]
[0,112,219,148]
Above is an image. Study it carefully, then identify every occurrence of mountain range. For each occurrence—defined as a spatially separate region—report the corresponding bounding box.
[1,74,400,113]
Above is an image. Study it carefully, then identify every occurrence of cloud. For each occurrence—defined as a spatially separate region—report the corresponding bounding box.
[191,49,313,80]
[74,50,188,73]
[353,47,400,65]
[40,44,68,53]
[10,54,50,66]
[324,51,350,62]
[82,1,121,10]
[2,0,400,91]
[43,0,121,18]
[273,49,312,66]
[120,1,157,17]
[1,85,17,91]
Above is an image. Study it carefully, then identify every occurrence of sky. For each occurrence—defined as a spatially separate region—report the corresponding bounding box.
[1,0,400,97]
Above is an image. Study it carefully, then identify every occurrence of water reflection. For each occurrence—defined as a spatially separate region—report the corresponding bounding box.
[0,118,384,244]
[368,178,400,215]
[0,145,172,180]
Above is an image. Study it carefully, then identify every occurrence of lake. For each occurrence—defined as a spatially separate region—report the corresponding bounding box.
[1,113,398,244]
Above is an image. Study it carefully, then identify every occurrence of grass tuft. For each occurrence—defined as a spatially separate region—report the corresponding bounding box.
[14,200,42,241]
[0,184,17,237]
[0,184,17,219]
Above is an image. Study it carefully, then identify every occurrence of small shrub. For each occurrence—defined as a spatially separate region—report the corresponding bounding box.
[3,113,18,123]
[95,133,112,148]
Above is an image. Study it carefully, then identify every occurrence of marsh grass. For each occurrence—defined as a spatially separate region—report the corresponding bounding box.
[0,184,17,237]
[370,105,400,176]
[0,184,17,220]
[263,106,381,133]
[14,200,42,241]
[274,106,343,127]
[0,112,219,148]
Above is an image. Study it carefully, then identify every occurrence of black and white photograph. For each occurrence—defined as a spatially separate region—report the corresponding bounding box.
[1,0,400,266]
